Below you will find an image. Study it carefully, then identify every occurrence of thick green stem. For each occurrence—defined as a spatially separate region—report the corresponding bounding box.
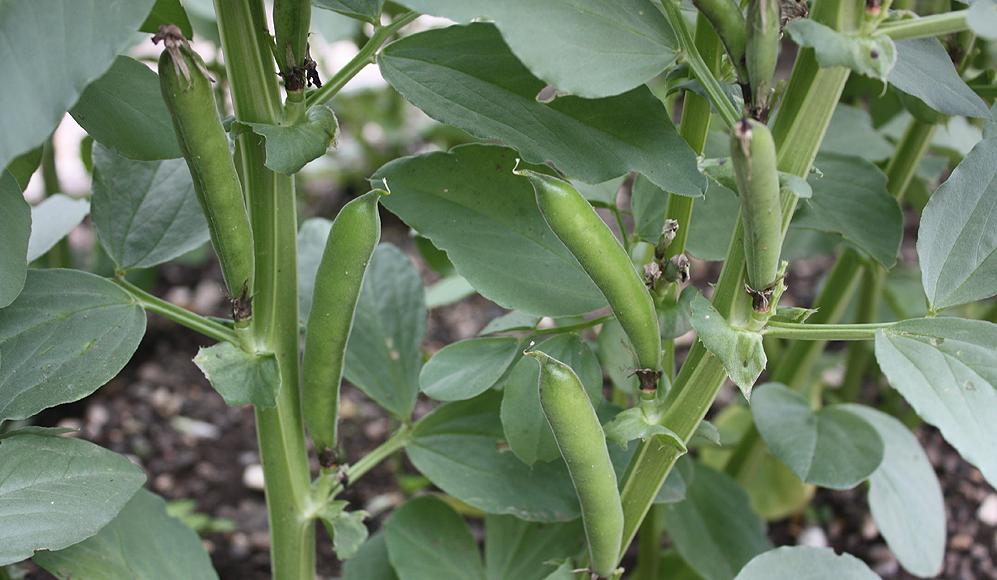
[636,507,661,580]
[306,12,418,108]
[214,2,313,578]
[654,0,740,127]
[115,277,237,343]
[879,10,969,40]
[616,0,862,558]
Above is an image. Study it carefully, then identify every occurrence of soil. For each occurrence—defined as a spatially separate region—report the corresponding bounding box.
[17,220,996,580]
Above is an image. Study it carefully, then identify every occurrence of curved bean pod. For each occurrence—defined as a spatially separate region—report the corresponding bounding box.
[528,350,623,578]
[302,189,386,462]
[746,0,781,116]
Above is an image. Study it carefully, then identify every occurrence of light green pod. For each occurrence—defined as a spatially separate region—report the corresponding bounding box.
[302,190,386,462]
[528,350,623,578]
[518,168,661,382]
[731,119,782,293]
[693,0,749,81]
[746,0,780,115]
[157,27,255,307]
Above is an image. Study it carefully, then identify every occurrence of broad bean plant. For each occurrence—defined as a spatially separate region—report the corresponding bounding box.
[0,0,995,578]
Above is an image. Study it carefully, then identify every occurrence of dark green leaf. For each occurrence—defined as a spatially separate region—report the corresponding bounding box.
[374,144,606,317]
[689,293,766,399]
[26,195,90,262]
[141,0,193,38]
[194,342,281,408]
[312,0,383,23]
[421,337,522,401]
[0,433,145,566]
[0,269,146,421]
[795,153,902,268]
[785,20,896,80]
[407,391,581,521]
[0,172,29,307]
[735,547,877,580]
[343,533,398,580]
[821,104,894,162]
[889,39,990,118]
[0,0,158,170]
[33,489,217,580]
[484,515,583,580]
[70,56,182,161]
[5,146,43,189]
[395,0,677,99]
[385,496,486,580]
[875,317,997,486]
[378,24,703,197]
[663,463,772,580]
[596,318,640,393]
[751,383,884,489]
[297,217,332,325]
[91,144,210,270]
[500,334,603,465]
[241,105,338,175]
[690,180,741,261]
[479,311,540,335]
[839,405,945,577]
[917,112,997,310]
[344,244,425,419]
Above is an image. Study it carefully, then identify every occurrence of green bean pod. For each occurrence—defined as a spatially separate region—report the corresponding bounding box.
[692,0,749,81]
[156,27,255,306]
[746,0,781,115]
[517,168,661,383]
[302,189,386,462]
[528,350,623,578]
[731,118,782,293]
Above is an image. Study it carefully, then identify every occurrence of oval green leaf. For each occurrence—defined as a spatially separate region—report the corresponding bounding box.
[385,496,486,580]
[0,172,30,307]
[421,336,522,402]
[735,547,877,580]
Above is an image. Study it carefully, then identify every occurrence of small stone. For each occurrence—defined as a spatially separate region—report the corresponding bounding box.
[171,416,221,440]
[798,526,828,548]
[861,515,879,539]
[977,494,997,526]
[950,533,974,551]
[243,464,265,491]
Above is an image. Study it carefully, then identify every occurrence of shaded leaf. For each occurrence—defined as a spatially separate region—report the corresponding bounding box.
[0,269,145,421]
[313,0,383,23]
[689,293,766,399]
[421,337,522,401]
[297,217,333,325]
[70,56,182,161]
[385,496,486,580]
[344,244,425,419]
[479,311,540,335]
[26,194,90,262]
[840,405,945,577]
[378,23,703,196]
[194,342,281,408]
[751,383,884,489]
[735,547,877,580]
[889,38,989,118]
[0,172,29,307]
[242,105,338,175]
[343,533,398,580]
[91,144,210,270]
[0,433,145,566]
[484,515,583,580]
[374,144,605,317]
[395,0,677,99]
[33,489,217,580]
[821,104,894,162]
[875,317,997,487]
[0,0,158,170]
[141,0,193,38]
[786,20,896,80]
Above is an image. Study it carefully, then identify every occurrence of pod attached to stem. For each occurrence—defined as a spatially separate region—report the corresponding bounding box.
[528,350,623,578]
[302,189,387,464]
[155,25,255,322]
[746,0,781,118]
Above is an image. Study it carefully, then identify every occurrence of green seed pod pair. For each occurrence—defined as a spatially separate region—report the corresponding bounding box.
[156,26,255,310]
[517,167,661,387]
[302,189,386,462]
[746,0,781,116]
[528,350,623,578]
[692,0,749,82]
[731,118,783,295]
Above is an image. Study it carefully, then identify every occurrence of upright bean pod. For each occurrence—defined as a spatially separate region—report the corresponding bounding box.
[692,0,749,82]
[155,26,255,313]
[528,350,623,578]
[517,167,661,388]
[746,0,781,117]
[302,189,386,463]
[731,119,783,299]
